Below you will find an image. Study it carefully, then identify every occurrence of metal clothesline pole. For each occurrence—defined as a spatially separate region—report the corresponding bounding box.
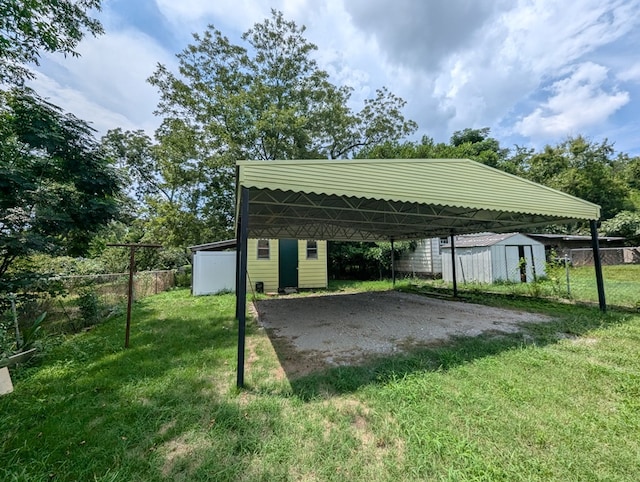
[107,243,162,348]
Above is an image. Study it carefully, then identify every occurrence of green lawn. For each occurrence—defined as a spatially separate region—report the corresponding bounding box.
[2,288,640,480]
[408,264,640,310]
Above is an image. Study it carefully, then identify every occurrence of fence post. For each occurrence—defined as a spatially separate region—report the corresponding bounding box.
[564,255,571,297]
[450,232,458,297]
[107,243,162,348]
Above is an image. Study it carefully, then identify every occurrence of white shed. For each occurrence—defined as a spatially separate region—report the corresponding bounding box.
[441,233,546,284]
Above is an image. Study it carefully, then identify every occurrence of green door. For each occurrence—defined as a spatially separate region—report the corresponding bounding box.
[278,239,298,289]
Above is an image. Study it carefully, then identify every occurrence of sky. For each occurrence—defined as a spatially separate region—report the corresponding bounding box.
[28,0,640,156]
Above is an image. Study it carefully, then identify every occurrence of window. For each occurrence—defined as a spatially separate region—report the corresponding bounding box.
[257,239,270,259]
[306,240,318,259]
[439,237,449,245]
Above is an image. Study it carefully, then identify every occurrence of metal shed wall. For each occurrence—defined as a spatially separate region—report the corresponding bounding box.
[442,234,546,284]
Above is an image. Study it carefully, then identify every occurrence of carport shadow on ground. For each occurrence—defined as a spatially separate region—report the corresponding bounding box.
[251,290,615,398]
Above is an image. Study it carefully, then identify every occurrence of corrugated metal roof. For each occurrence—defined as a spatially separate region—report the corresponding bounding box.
[236,159,601,241]
[448,233,519,247]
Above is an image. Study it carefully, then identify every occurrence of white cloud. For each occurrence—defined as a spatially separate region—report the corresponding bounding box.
[500,0,639,74]
[403,0,640,139]
[515,62,629,138]
[30,28,175,137]
[28,73,140,136]
[154,0,269,33]
[618,63,640,83]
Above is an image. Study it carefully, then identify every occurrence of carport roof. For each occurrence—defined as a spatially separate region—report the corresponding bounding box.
[236,158,601,241]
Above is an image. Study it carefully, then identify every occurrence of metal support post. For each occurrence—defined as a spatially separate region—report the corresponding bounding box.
[590,220,606,312]
[236,187,249,388]
[450,233,458,297]
[391,238,396,286]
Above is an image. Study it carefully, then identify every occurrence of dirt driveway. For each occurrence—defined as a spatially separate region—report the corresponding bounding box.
[255,290,551,376]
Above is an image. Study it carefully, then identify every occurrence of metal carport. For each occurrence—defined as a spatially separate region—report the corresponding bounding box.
[234,158,605,387]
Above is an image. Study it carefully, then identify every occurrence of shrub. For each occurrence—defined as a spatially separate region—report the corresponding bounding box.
[76,287,103,330]
[175,265,192,288]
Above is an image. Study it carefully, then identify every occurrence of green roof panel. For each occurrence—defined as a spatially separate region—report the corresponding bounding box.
[236,158,600,241]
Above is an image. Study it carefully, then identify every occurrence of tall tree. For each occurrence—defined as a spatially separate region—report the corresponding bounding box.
[144,10,416,244]
[525,136,630,219]
[0,88,121,280]
[0,0,103,85]
[102,123,234,246]
[148,9,416,162]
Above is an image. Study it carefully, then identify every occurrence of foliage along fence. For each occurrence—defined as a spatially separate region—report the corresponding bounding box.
[4,270,175,342]
[406,256,640,312]
[569,246,640,266]
[56,270,176,327]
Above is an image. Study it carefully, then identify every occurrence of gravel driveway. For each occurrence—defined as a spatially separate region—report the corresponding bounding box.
[255,290,551,376]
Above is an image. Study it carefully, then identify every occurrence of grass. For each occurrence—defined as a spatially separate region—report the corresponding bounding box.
[405,264,640,310]
[1,286,640,480]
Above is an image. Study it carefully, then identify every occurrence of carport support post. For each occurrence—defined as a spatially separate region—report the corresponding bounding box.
[390,238,395,286]
[590,220,606,312]
[236,187,249,388]
[450,233,458,297]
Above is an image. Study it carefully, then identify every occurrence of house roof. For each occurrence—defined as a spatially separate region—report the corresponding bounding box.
[442,232,523,248]
[236,158,601,241]
[189,239,236,252]
[526,233,625,243]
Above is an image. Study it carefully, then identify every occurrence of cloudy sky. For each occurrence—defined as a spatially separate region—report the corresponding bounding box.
[29,0,640,155]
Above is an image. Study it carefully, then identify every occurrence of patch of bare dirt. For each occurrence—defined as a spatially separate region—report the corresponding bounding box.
[255,290,552,378]
[160,434,210,477]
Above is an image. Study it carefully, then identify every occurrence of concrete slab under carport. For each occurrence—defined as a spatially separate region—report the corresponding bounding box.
[235,158,606,387]
[254,290,552,378]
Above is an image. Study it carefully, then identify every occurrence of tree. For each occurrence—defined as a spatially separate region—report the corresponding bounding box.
[0,88,121,281]
[600,211,640,244]
[0,0,103,85]
[102,123,235,247]
[449,127,510,169]
[524,136,631,219]
[143,10,416,244]
[148,10,416,162]
[360,129,512,171]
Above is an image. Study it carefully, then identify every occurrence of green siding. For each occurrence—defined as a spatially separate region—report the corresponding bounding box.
[298,240,328,289]
[247,238,278,293]
[246,239,327,292]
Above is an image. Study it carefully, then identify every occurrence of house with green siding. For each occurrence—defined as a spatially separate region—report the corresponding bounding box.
[190,239,328,295]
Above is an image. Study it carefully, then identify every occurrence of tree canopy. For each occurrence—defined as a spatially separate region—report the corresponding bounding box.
[0,0,103,85]
[148,9,416,163]
[107,10,418,248]
[101,124,234,246]
[0,88,121,280]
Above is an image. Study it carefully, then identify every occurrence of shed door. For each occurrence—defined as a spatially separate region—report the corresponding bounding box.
[505,246,520,282]
[278,239,298,289]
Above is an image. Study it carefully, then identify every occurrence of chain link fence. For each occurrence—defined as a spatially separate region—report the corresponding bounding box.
[407,249,640,311]
[4,270,176,337]
[569,246,640,266]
